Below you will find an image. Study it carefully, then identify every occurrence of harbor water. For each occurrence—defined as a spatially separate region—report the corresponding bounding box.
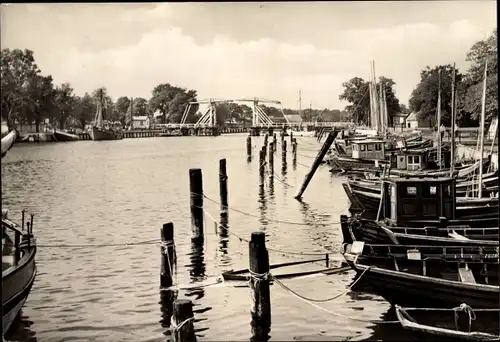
[3,135,422,342]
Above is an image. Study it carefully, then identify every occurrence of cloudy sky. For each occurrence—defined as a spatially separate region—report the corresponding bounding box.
[1,2,496,110]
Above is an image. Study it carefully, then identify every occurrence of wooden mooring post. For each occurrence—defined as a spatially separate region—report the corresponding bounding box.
[292,138,297,167]
[171,299,197,342]
[249,231,271,338]
[247,135,252,160]
[160,222,176,288]
[268,142,274,177]
[259,149,265,181]
[282,139,287,168]
[290,131,293,144]
[189,168,204,242]
[295,130,338,199]
[219,159,228,218]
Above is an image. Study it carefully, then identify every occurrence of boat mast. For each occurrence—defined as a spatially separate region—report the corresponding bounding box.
[379,82,386,137]
[372,61,380,134]
[450,64,456,176]
[477,59,488,199]
[95,88,104,129]
[436,68,442,170]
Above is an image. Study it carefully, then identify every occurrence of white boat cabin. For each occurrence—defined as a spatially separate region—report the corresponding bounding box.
[390,150,428,171]
[382,176,456,225]
[351,139,385,160]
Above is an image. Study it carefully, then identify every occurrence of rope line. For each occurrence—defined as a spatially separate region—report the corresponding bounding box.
[197,193,340,226]
[3,238,161,248]
[453,303,476,333]
[273,266,370,303]
[202,208,334,256]
[274,267,399,324]
[170,316,195,333]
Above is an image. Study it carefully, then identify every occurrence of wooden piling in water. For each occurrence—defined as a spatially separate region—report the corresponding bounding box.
[160,222,175,288]
[171,299,197,342]
[249,231,271,337]
[295,130,338,199]
[259,149,265,180]
[282,140,287,167]
[247,136,252,160]
[268,142,274,177]
[290,131,293,144]
[14,231,20,265]
[219,159,228,217]
[292,139,297,167]
[189,168,204,242]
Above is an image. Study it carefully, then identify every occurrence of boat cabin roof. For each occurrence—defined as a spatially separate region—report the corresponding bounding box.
[352,139,385,145]
[394,149,427,155]
[386,176,453,184]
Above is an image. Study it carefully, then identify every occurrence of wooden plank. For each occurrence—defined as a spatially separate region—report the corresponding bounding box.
[458,267,476,284]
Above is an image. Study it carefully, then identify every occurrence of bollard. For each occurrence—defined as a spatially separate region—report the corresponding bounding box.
[189,168,204,242]
[268,142,274,177]
[247,135,252,160]
[219,159,228,217]
[249,231,271,338]
[160,222,176,288]
[171,299,197,342]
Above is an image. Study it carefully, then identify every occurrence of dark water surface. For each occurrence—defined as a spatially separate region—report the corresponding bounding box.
[2,135,415,341]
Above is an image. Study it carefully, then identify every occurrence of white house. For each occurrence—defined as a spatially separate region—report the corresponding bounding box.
[131,116,150,129]
[405,112,428,129]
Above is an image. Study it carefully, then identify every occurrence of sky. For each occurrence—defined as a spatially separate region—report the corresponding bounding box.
[0,2,496,110]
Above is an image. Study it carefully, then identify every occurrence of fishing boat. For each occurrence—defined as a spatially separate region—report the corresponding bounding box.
[53,129,79,142]
[395,305,500,341]
[89,89,123,141]
[341,241,499,308]
[342,176,499,227]
[2,209,37,335]
[1,130,18,158]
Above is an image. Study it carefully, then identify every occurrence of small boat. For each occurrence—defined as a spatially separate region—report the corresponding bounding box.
[341,241,499,308]
[89,89,123,141]
[342,176,499,229]
[1,130,18,158]
[395,305,500,341]
[2,209,37,335]
[53,129,79,142]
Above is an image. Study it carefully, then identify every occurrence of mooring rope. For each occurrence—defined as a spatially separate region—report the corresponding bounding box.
[3,238,161,248]
[197,193,340,226]
[170,316,195,333]
[202,209,334,257]
[453,303,477,333]
[273,266,370,303]
[274,267,399,324]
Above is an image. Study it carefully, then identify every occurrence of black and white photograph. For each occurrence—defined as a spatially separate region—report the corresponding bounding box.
[1,2,498,341]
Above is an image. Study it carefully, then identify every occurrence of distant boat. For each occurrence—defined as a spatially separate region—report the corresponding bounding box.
[53,129,79,142]
[89,89,123,141]
[1,130,18,158]
[2,209,37,335]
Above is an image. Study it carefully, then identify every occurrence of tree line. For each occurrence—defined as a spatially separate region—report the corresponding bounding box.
[2,29,495,131]
[338,29,497,127]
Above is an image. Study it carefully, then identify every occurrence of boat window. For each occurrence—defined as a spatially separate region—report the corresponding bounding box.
[430,186,436,195]
[406,186,417,196]
[414,155,420,164]
[375,144,381,151]
[360,145,366,151]
[367,144,373,151]
[353,144,358,151]
[408,156,413,164]
[423,185,437,197]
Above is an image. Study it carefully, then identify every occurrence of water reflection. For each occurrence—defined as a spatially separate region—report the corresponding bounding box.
[159,289,178,337]
[297,199,337,254]
[217,214,232,268]
[4,311,38,342]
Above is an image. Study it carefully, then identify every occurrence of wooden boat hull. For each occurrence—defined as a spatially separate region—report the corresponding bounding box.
[343,248,499,309]
[1,130,17,158]
[54,129,79,142]
[395,306,500,341]
[346,185,499,224]
[89,126,123,141]
[340,216,498,246]
[2,243,37,334]
[329,155,390,171]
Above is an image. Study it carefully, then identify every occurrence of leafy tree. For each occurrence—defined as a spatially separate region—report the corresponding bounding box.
[53,83,76,129]
[23,74,56,132]
[1,48,42,130]
[339,76,400,125]
[133,97,149,117]
[149,83,197,123]
[74,93,95,129]
[91,87,119,122]
[459,29,497,123]
[115,96,131,125]
[409,64,463,127]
